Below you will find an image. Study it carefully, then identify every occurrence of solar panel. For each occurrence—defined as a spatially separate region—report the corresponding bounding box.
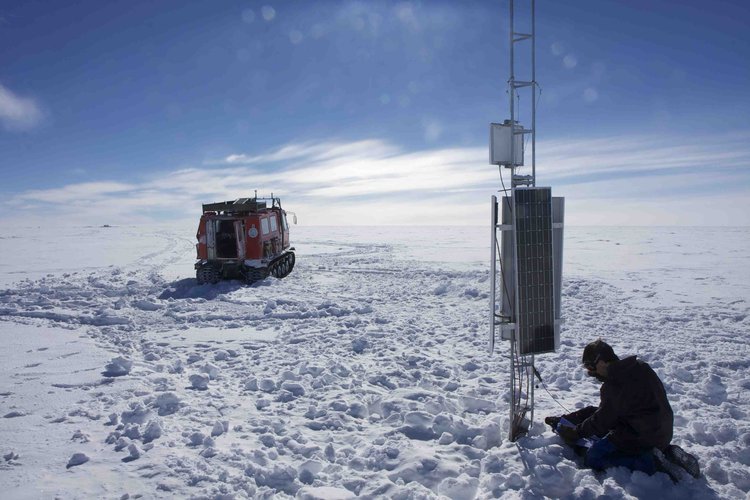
[514,188,555,355]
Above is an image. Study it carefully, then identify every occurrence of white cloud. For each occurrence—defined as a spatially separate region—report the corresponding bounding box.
[15,181,135,204]
[538,134,750,181]
[566,193,750,226]
[0,84,43,131]
[6,133,750,226]
[221,139,398,165]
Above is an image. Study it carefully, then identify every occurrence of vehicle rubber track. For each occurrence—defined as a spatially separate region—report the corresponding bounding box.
[196,265,221,285]
[243,251,295,284]
[244,267,268,284]
[269,251,296,280]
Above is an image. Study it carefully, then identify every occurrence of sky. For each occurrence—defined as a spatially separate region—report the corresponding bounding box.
[0,0,748,226]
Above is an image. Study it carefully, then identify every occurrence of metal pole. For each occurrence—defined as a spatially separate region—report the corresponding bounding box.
[528,0,537,430]
[509,319,516,440]
[489,196,497,354]
[509,0,515,142]
[530,353,535,426]
[508,0,515,441]
[510,186,519,440]
[531,0,536,187]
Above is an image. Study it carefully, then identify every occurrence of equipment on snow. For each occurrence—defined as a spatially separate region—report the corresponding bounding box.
[556,417,599,449]
[195,195,296,284]
[548,413,701,482]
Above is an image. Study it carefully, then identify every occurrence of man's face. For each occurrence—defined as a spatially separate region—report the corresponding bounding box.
[584,359,608,381]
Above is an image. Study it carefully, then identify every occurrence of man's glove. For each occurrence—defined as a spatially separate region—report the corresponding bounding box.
[557,425,580,443]
[544,416,561,431]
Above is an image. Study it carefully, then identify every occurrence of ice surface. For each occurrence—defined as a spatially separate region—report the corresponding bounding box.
[0,224,748,498]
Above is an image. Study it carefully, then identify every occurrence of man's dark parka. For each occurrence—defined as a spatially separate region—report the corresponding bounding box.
[576,356,674,453]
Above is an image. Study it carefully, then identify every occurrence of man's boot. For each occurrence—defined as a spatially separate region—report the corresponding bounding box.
[665,444,700,478]
[653,448,684,483]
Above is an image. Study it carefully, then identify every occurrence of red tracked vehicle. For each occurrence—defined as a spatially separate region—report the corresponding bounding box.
[195,196,295,284]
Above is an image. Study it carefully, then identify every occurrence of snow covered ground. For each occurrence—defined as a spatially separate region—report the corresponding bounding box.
[0,224,748,499]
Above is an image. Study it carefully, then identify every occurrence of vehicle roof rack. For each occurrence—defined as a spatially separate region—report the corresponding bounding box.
[203,198,268,215]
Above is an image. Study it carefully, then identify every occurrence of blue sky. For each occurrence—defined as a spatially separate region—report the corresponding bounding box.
[1,0,748,225]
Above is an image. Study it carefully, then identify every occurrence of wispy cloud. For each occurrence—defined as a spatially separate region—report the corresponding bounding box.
[15,181,136,204]
[5,132,750,226]
[539,133,750,182]
[0,84,44,131]
[221,139,398,165]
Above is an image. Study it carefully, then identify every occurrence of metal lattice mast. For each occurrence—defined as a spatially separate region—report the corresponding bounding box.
[509,0,538,443]
[489,0,538,442]
[490,0,565,445]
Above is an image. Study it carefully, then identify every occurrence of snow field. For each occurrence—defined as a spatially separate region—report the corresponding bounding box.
[0,225,748,499]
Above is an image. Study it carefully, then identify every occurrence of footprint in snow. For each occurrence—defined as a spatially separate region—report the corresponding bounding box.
[3,411,27,418]
[66,453,89,469]
[71,430,90,443]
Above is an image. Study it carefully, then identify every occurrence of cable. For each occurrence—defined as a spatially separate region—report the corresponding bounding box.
[523,83,543,151]
[534,368,571,414]
[539,381,570,414]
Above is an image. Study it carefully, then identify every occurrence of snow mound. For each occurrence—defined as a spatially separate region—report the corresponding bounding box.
[102,356,132,377]
[298,486,355,500]
[189,374,209,390]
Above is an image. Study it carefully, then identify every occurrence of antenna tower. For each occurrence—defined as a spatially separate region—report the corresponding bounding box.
[488,0,565,442]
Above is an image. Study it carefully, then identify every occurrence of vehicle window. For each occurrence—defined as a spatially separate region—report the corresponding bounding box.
[270,214,278,232]
[261,217,270,235]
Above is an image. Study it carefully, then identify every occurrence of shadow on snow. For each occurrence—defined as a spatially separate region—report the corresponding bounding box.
[158,277,274,300]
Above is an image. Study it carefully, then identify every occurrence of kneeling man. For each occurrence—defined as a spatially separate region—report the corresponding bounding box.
[547,339,699,480]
